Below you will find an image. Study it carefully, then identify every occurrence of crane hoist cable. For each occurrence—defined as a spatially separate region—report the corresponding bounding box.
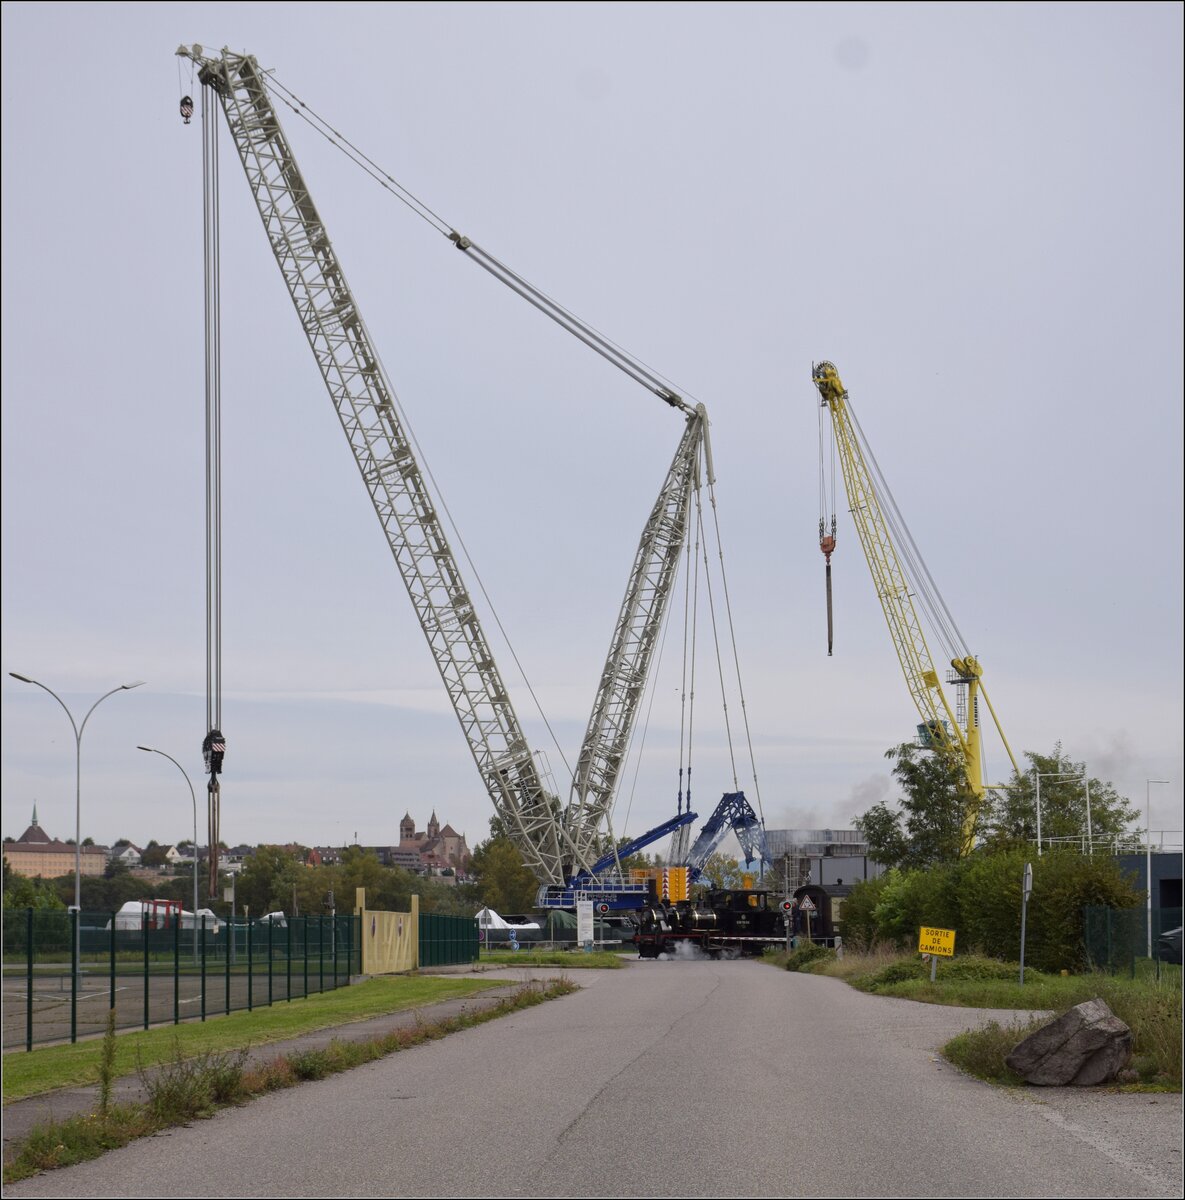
[261,69,699,417]
[818,397,837,655]
[261,60,723,808]
[704,459,766,830]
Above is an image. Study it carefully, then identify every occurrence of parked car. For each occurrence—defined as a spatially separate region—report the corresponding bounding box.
[1156,926,1182,964]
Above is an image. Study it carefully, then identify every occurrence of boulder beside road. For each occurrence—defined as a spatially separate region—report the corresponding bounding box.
[1006,997,1134,1086]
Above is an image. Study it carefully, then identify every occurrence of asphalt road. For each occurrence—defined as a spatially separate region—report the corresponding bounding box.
[4,960,1180,1198]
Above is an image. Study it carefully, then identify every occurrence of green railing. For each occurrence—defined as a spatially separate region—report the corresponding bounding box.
[1083,905,1182,976]
[1,909,361,1051]
[419,912,479,966]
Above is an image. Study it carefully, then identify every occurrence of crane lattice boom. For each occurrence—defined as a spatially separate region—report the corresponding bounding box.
[566,409,707,866]
[184,46,569,882]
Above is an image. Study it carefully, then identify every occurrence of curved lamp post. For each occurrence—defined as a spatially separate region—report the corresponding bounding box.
[9,672,145,985]
[138,746,200,964]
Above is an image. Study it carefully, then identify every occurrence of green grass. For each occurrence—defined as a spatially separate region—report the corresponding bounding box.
[477,949,624,968]
[801,949,1182,1090]
[2,976,503,1102]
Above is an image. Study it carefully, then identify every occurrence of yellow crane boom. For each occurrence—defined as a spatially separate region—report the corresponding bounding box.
[813,361,1018,854]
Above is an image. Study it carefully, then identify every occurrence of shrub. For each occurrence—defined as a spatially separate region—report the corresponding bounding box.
[847,851,1139,971]
[139,1043,247,1122]
[783,941,835,972]
[837,875,892,952]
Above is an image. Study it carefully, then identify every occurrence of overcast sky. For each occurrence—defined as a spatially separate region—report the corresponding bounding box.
[2,2,1181,859]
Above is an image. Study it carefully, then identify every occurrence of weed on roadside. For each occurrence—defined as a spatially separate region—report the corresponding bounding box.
[137,1040,249,1122]
[97,1009,117,1117]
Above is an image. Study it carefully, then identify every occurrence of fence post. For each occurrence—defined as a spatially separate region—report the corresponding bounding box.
[174,910,181,1025]
[333,915,339,987]
[200,915,207,1022]
[268,917,274,1007]
[143,912,150,1031]
[26,907,34,1053]
[109,911,116,1015]
[225,916,231,1015]
[318,915,324,994]
[287,918,292,1002]
[247,918,254,1012]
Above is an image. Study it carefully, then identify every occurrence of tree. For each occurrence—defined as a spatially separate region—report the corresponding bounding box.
[852,802,909,872]
[140,841,168,868]
[983,744,1140,850]
[467,836,539,914]
[236,845,304,915]
[697,852,742,890]
[104,856,130,881]
[854,743,966,870]
[3,874,66,910]
[339,847,385,907]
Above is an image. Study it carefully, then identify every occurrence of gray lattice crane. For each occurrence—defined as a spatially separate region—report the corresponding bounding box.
[178,46,713,891]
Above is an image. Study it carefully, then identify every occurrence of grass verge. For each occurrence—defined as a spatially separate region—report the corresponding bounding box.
[779,947,1182,1091]
[2,975,503,1102]
[477,949,625,968]
[4,977,577,1184]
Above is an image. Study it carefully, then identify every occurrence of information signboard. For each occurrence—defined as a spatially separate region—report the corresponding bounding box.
[576,900,594,949]
[918,926,956,957]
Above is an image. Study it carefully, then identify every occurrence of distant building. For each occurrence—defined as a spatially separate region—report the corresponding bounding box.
[393,811,471,876]
[3,806,107,880]
[764,828,886,889]
[109,842,143,868]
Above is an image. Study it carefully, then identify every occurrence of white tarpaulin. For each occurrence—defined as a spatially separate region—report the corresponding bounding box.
[475,907,539,931]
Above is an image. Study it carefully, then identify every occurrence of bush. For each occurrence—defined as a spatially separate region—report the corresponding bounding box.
[139,1043,247,1122]
[783,941,835,972]
[836,875,892,952]
[844,851,1139,971]
[864,958,926,989]
[869,868,961,948]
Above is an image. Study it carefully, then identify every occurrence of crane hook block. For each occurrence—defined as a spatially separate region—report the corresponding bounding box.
[202,728,226,776]
[180,95,194,125]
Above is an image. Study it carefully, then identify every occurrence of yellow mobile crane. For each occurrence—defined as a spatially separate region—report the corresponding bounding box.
[812,361,1019,854]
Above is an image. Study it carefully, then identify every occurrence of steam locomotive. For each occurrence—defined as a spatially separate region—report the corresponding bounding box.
[633,888,790,958]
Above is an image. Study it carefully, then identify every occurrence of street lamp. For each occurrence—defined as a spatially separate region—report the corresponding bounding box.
[9,672,145,986]
[138,746,199,964]
[1033,769,1090,857]
[1146,779,1170,958]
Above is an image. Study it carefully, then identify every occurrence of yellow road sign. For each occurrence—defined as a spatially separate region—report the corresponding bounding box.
[918,926,956,957]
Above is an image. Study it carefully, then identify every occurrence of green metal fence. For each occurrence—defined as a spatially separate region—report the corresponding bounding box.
[2,908,361,1051]
[1083,905,1182,976]
[419,911,479,966]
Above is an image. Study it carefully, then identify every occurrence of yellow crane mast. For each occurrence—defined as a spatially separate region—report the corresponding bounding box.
[812,361,1019,854]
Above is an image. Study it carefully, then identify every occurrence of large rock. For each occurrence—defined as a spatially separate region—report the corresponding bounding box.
[1005,998,1133,1086]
